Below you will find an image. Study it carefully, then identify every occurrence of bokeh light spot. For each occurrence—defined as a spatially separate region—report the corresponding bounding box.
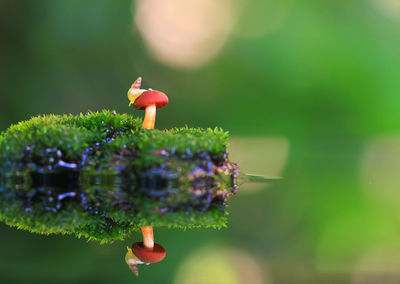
[174,245,268,284]
[352,245,400,284]
[372,0,400,21]
[134,0,236,68]
[360,135,400,208]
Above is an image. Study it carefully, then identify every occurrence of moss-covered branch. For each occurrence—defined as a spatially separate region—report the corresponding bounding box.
[0,110,238,243]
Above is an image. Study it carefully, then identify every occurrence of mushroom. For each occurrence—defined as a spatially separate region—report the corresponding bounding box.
[127,77,168,129]
[132,226,166,264]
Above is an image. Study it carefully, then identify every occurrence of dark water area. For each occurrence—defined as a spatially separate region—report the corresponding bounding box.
[0,158,239,245]
[0,163,238,213]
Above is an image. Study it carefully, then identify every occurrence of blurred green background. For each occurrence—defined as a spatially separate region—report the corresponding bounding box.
[2,0,400,283]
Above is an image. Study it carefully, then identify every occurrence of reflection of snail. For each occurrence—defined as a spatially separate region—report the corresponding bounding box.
[125,247,143,276]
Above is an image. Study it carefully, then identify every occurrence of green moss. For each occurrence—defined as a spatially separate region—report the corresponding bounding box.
[0,110,143,172]
[0,110,238,243]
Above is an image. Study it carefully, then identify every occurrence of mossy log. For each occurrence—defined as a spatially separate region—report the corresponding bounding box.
[0,111,238,243]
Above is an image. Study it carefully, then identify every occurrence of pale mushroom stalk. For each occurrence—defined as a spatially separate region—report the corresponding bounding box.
[141,226,154,248]
[142,104,156,129]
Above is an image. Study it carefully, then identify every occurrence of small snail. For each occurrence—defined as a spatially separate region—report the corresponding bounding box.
[125,247,145,276]
[127,77,146,106]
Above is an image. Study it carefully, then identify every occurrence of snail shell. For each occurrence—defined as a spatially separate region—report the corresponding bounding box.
[127,77,146,106]
[132,77,142,90]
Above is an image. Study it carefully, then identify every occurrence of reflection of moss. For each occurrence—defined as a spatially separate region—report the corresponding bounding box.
[0,110,238,243]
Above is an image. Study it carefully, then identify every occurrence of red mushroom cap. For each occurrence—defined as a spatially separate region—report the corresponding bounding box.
[134,90,168,110]
[132,242,166,263]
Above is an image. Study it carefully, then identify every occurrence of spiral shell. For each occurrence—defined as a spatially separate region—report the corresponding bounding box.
[128,263,139,276]
[127,77,146,106]
[125,247,144,276]
[132,77,142,90]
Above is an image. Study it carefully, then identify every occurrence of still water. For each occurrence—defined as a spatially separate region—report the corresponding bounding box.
[1,137,399,283]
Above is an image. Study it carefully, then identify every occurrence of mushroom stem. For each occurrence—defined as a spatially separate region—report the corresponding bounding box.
[142,104,156,129]
[140,99,156,249]
[141,226,154,248]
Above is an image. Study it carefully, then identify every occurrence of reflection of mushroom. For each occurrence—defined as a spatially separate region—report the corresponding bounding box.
[127,77,168,129]
[132,226,166,264]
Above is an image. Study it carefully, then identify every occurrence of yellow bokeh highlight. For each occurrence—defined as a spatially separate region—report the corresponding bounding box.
[174,245,267,284]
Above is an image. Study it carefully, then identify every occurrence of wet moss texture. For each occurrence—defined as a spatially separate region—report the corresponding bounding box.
[0,111,239,243]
